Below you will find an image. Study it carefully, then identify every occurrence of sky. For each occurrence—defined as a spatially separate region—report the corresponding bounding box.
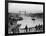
[8,3,43,14]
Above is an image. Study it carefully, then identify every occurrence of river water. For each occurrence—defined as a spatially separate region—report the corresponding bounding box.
[17,14,43,28]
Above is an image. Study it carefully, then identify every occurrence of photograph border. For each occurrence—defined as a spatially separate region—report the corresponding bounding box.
[5,0,45,35]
